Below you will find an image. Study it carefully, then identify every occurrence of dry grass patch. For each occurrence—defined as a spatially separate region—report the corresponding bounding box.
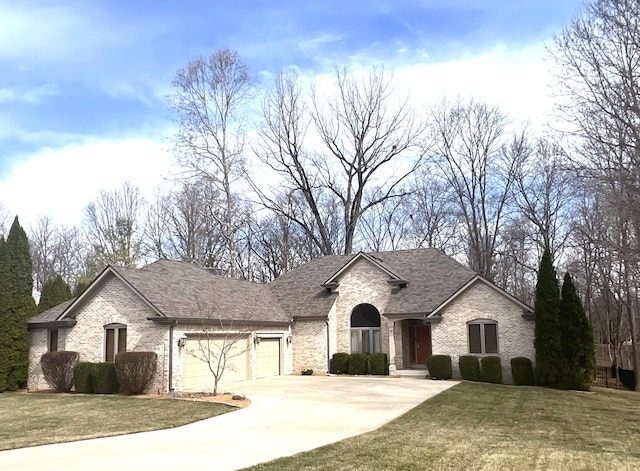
[245,382,640,471]
[0,392,235,451]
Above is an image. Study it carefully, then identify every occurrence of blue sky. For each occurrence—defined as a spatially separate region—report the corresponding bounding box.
[0,0,585,228]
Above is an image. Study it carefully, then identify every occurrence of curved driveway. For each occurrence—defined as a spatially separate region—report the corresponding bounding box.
[0,376,457,471]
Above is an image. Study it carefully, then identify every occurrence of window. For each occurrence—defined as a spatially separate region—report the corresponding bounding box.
[48,330,58,352]
[468,321,498,354]
[350,304,381,355]
[105,324,127,362]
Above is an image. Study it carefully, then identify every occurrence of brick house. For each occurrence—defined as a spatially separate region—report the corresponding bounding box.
[27,248,535,392]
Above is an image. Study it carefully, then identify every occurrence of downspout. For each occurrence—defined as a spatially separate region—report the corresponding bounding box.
[326,317,331,372]
[168,321,175,392]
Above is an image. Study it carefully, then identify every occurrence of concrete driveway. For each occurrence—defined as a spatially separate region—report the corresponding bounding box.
[0,375,457,471]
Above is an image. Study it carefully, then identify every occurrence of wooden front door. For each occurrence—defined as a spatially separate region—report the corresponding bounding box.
[414,325,432,364]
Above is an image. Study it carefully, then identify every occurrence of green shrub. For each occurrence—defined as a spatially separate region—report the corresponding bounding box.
[368,353,388,375]
[511,357,534,385]
[301,368,313,375]
[481,356,503,384]
[330,353,350,374]
[427,355,452,380]
[115,352,157,395]
[92,363,119,394]
[459,355,481,381]
[348,353,368,375]
[40,351,79,392]
[74,362,96,393]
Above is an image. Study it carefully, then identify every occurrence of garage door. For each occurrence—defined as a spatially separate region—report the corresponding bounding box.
[183,337,249,392]
[256,338,280,378]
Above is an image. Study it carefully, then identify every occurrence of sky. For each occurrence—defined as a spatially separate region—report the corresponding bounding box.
[0,0,586,230]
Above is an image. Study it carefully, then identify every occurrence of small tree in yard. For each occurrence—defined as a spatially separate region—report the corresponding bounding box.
[184,303,251,395]
[560,273,595,391]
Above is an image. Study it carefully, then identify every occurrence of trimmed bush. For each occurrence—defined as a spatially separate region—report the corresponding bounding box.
[40,351,79,392]
[618,367,636,391]
[427,355,452,380]
[92,363,119,394]
[368,353,388,375]
[330,353,350,374]
[74,362,96,393]
[481,356,502,384]
[510,357,534,386]
[348,353,368,375]
[115,352,157,395]
[459,355,481,381]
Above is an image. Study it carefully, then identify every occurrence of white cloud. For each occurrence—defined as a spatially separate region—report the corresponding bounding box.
[0,139,174,228]
[0,84,59,104]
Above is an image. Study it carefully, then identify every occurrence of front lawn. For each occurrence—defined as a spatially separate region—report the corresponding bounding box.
[245,382,640,471]
[0,393,234,451]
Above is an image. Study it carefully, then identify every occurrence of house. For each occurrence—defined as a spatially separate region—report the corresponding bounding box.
[27,248,535,392]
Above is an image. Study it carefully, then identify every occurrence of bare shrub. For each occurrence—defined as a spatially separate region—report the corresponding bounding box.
[40,351,79,392]
[114,352,157,395]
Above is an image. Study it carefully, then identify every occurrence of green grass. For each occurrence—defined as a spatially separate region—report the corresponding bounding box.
[0,393,234,450]
[245,382,640,471]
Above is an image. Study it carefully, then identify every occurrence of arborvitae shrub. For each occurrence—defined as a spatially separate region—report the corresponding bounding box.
[330,353,350,374]
[368,353,388,375]
[92,363,119,394]
[427,355,452,380]
[459,355,481,381]
[481,356,502,384]
[510,357,534,386]
[40,351,79,392]
[348,353,368,375]
[74,362,96,393]
[114,352,157,395]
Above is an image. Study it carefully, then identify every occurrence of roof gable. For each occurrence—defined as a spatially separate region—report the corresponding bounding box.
[322,252,407,289]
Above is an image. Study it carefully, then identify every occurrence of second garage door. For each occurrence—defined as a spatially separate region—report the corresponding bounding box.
[183,336,250,392]
[256,338,280,378]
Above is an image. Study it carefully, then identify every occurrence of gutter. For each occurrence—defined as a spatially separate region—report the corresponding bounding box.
[326,318,331,372]
[168,320,177,392]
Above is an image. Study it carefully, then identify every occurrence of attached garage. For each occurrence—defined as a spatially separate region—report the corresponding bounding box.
[256,337,281,378]
[182,336,250,392]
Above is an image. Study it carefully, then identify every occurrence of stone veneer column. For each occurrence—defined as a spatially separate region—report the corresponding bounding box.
[388,322,396,374]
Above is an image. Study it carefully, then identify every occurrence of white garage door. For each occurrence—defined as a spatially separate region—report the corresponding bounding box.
[256,338,281,378]
[183,336,249,392]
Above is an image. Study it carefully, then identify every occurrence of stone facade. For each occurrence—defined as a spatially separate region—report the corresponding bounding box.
[292,319,329,373]
[430,280,535,383]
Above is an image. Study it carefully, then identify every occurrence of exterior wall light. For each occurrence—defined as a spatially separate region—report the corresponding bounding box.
[177,336,187,348]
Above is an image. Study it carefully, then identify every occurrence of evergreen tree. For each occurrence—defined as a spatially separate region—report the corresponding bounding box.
[72,278,91,298]
[533,249,564,387]
[0,237,9,390]
[0,217,37,391]
[38,275,73,313]
[560,272,596,391]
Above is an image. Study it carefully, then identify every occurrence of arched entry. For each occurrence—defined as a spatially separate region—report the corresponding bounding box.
[350,303,381,355]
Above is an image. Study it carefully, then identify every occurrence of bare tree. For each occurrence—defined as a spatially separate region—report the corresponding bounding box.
[169,48,253,277]
[427,98,522,280]
[83,182,146,270]
[551,0,640,387]
[29,215,57,291]
[0,202,9,237]
[254,67,426,255]
[183,303,251,395]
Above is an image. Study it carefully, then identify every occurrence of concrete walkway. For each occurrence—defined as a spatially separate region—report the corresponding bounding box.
[0,376,458,471]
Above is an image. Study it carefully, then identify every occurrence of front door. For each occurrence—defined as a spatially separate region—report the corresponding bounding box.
[413,324,432,364]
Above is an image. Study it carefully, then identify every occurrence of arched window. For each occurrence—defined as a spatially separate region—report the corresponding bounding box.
[350,304,381,355]
[104,323,127,362]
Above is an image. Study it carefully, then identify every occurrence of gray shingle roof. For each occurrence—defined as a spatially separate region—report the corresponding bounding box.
[29,248,479,327]
[268,248,477,318]
[113,260,290,323]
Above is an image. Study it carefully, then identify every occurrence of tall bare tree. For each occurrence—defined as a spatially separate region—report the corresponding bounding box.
[427,98,522,280]
[551,0,640,388]
[83,182,146,270]
[169,48,253,277]
[254,67,425,255]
